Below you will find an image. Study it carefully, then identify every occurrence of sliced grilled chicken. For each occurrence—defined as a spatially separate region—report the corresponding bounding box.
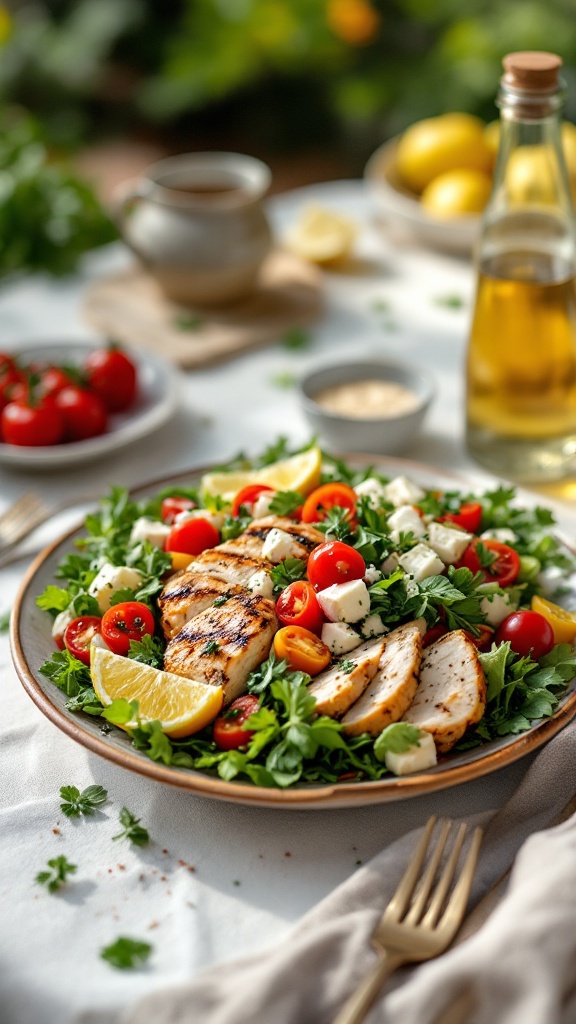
[341,620,423,737]
[158,573,244,640]
[185,549,270,587]
[163,591,277,704]
[402,629,486,754]
[307,637,387,718]
[218,516,324,561]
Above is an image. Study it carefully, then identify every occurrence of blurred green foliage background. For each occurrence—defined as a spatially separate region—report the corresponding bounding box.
[2,0,576,172]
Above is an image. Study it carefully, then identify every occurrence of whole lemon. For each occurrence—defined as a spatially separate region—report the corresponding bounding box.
[483,121,500,164]
[396,113,493,193]
[421,168,493,217]
[505,146,557,204]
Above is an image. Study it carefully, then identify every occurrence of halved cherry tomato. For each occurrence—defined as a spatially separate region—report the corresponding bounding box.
[231,484,274,517]
[463,624,495,652]
[273,625,331,675]
[161,495,196,524]
[422,623,448,647]
[56,385,108,441]
[307,541,366,592]
[101,601,155,656]
[460,539,520,587]
[1,394,64,446]
[84,345,137,412]
[212,694,260,751]
[301,482,357,524]
[166,517,220,555]
[275,581,325,634]
[495,611,554,660]
[63,615,102,665]
[439,501,483,534]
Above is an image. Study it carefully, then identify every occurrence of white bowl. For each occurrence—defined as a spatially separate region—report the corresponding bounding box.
[364,137,481,256]
[298,359,435,456]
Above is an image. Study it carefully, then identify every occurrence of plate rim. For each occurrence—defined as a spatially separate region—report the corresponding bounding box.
[10,453,576,809]
[0,340,180,467]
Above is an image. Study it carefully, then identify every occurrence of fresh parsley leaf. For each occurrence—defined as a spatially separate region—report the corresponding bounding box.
[35,856,77,893]
[59,784,108,817]
[373,723,423,762]
[201,640,220,655]
[65,687,104,716]
[112,807,150,847]
[270,557,307,593]
[315,506,355,542]
[128,634,164,668]
[474,542,499,570]
[268,490,305,517]
[221,513,251,540]
[39,650,92,698]
[213,593,232,607]
[100,936,152,970]
[101,698,139,726]
[130,720,174,765]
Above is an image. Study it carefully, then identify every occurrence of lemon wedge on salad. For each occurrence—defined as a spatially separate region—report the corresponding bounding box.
[91,643,223,739]
[200,446,322,506]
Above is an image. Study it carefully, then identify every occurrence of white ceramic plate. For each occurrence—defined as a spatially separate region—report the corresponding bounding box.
[10,456,576,809]
[0,341,180,469]
[364,137,481,256]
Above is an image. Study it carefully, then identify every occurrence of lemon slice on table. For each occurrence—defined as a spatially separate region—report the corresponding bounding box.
[531,595,576,645]
[201,446,322,506]
[284,206,356,265]
[91,644,223,739]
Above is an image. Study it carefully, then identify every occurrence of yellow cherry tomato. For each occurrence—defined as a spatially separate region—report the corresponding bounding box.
[531,595,576,645]
[273,625,331,676]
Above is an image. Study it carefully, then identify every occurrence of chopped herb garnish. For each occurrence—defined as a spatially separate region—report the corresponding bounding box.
[36,856,77,893]
[268,490,305,517]
[112,807,150,847]
[59,784,108,817]
[213,594,231,607]
[339,660,355,674]
[434,294,465,309]
[270,557,307,592]
[202,640,221,655]
[100,936,152,970]
[373,723,422,762]
[174,312,204,331]
[280,326,311,350]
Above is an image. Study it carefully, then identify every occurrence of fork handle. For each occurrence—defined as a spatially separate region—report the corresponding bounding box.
[332,951,406,1024]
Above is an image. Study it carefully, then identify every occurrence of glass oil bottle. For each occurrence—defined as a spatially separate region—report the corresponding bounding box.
[465,52,576,482]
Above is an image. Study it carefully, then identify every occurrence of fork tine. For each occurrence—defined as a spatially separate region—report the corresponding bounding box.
[436,826,483,938]
[0,493,41,529]
[421,821,468,928]
[385,815,436,921]
[404,818,453,925]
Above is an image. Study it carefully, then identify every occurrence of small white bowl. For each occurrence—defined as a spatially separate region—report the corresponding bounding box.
[298,359,435,455]
[364,137,481,256]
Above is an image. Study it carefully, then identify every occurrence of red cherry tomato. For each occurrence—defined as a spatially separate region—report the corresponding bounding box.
[273,625,332,675]
[275,580,325,634]
[439,501,483,534]
[231,484,274,517]
[166,517,220,555]
[422,623,448,647]
[39,366,77,397]
[301,482,357,524]
[84,346,138,413]
[1,394,64,446]
[463,624,495,652]
[160,496,196,524]
[0,355,24,397]
[100,601,155,657]
[460,539,520,587]
[495,611,555,660]
[56,385,108,441]
[63,615,102,665]
[212,694,260,751]
[307,541,366,591]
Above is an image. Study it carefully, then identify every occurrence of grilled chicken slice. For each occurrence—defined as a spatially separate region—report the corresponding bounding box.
[185,549,270,587]
[163,591,277,704]
[402,629,486,754]
[218,516,324,561]
[341,620,423,737]
[307,637,387,718]
[158,573,246,640]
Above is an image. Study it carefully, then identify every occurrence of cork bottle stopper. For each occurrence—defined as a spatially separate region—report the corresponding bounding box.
[502,52,562,92]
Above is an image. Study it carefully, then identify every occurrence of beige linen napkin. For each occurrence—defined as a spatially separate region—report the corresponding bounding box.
[81,722,576,1024]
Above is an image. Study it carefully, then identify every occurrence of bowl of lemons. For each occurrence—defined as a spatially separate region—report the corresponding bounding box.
[365,112,576,256]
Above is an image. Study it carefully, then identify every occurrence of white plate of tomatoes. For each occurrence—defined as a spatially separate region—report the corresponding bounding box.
[0,340,180,469]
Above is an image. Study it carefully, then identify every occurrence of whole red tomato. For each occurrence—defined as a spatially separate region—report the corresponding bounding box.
[84,345,137,412]
[1,394,64,446]
[495,611,555,660]
[56,385,108,441]
[307,540,366,591]
[39,366,78,397]
[100,601,155,657]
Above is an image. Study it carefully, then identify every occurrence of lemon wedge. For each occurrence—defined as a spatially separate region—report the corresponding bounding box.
[284,206,356,265]
[91,644,223,739]
[201,446,322,505]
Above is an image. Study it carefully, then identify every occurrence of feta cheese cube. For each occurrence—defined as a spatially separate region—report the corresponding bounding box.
[480,528,517,544]
[262,528,300,563]
[88,562,144,613]
[321,621,362,655]
[354,477,389,510]
[175,508,225,531]
[251,492,276,518]
[398,543,444,582]
[246,570,274,600]
[317,578,371,623]
[385,730,437,776]
[387,504,426,543]
[383,476,425,508]
[129,516,171,549]
[427,522,472,564]
[381,553,400,575]
[364,563,383,585]
[480,591,517,627]
[359,613,388,639]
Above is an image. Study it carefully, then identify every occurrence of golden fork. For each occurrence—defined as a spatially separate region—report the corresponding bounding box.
[333,816,483,1024]
[0,492,96,568]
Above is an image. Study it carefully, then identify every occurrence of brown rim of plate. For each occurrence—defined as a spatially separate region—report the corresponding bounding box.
[10,453,576,809]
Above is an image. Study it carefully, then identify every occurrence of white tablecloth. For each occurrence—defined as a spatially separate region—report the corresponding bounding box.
[0,181,568,1024]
